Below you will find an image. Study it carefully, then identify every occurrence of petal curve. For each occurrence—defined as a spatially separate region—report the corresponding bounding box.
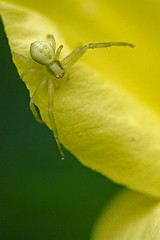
[1,1,160,197]
[92,191,160,240]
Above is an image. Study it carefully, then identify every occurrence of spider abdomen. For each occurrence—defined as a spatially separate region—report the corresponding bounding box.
[30,41,55,65]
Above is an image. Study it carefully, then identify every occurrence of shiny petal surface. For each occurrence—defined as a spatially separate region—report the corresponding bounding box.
[1,1,160,197]
[92,191,160,240]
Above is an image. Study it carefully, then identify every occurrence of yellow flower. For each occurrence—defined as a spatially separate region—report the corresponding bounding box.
[1,0,160,198]
[2,0,160,239]
[92,190,160,240]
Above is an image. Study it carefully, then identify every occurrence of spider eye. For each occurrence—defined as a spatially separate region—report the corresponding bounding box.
[30,41,55,65]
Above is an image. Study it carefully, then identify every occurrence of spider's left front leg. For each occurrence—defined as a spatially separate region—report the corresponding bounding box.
[48,78,64,159]
[62,42,134,70]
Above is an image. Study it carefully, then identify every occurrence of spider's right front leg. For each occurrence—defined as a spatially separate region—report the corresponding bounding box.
[29,79,47,124]
[48,78,65,160]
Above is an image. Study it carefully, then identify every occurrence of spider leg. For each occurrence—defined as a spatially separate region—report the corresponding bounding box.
[48,78,64,160]
[61,47,81,67]
[47,34,56,50]
[62,42,134,69]
[20,68,36,79]
[11,51,32,63]
[29,79,47,124]
[56,45,63,59]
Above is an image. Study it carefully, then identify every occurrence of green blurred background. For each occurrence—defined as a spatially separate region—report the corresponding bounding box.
[0,18,121,240]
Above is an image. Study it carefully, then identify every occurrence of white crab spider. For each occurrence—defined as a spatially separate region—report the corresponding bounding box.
[12,34,134,160]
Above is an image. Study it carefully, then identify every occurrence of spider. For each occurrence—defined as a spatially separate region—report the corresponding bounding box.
[12,34,134,160]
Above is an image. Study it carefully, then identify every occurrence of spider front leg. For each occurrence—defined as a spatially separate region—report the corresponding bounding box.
[62,42,134,69]
[56,45,63,59]
[48,78,64,160]
[29,79,47,124]
[20,68,36,79]
[61,47,81,67]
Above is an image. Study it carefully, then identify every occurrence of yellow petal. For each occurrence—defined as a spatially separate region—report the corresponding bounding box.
[4,0,160,115]
[1,1,160,197]
[92,190,160,240]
